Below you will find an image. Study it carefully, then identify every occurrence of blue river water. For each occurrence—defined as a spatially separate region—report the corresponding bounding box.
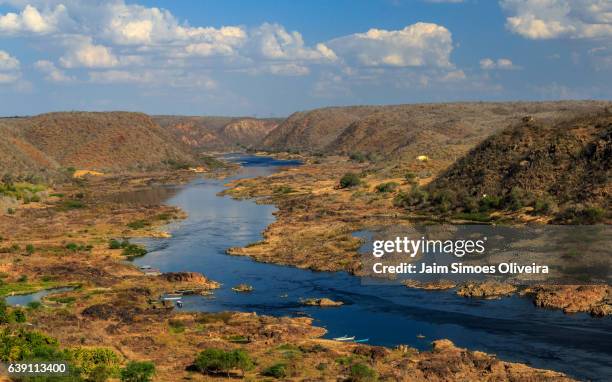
[131,154,612,381]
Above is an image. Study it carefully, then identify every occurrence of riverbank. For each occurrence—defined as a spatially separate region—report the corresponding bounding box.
[0,156,602,381]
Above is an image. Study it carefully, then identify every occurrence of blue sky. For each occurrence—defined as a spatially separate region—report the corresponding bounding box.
[0,0,610,116]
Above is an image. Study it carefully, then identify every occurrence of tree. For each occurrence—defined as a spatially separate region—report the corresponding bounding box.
[120,361,155,382]
[194,348,253,376]
[339,173,361,189]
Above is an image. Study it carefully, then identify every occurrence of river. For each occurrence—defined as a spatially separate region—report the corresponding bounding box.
[131,154,612,381]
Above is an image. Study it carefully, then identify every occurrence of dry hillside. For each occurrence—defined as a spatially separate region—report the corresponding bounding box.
[260,102,612,167]
[0,112,197,177]
[154,115,280,150]
[427,111,611,212]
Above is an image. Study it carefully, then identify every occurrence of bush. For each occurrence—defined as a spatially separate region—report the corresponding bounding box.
[431,190,457,213]
[66,347,121,381]
[404,172,418,184]
[349,363,378,382]
[533,195,557,215]
[375,182,398,193]
[25,244,35,255]
[394,186,428,208]
[479,195,501,212]
[262,363,287,378]
[127,220,149,230]
[274,186,294,194]
[121,244,147,258]
[556,206,606,224]
[61,200,84,210]
[339,173,361,189]
[12,309,26,323]
[120,361,155,382]
[194,348,253,375]
[108,239,121,250]
[349,152,367,163]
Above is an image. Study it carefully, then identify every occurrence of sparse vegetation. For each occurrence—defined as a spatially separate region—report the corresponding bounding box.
[375,182,398,193]
[349,363,378,381]
[339,173,361,189]
[262,363,287,378]
[120,361,155,382]
[194,348,253,376]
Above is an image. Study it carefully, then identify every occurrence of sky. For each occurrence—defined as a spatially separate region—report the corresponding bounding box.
[0,0,611,117]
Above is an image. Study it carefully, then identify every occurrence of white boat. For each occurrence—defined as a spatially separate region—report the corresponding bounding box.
[333,335,355,341]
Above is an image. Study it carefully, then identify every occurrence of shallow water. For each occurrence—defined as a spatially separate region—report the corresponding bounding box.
[133,154,612,381]
[5,287,75,306]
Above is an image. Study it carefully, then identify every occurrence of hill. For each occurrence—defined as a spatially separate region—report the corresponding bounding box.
[154,116,280,151]
[260,102,611,169]
[424,111,611,220]
[0,112,197,178]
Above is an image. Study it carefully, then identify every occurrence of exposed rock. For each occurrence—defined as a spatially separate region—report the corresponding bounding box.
[524,285,611,316]
[232,283,254,292]
[457,281,517,299]
[160,272,220,289]
[403,279,456,290]
[301,298,343,307]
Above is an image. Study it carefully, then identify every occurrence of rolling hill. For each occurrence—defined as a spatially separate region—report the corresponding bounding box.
[154,116,280,151]
[426,111,611,214]
[0,112,197,178]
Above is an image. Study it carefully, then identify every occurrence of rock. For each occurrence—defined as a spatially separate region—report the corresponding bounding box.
[160,272,220,289]
[301,298,343,307]
[524,285,611,316]
[232,283,254,292]
[403,279,456,290]
[457,281,517,299]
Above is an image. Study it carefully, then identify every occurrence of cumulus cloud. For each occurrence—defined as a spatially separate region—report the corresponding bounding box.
[0,50,20,83]
[501,0,612,39]
[34,60,74,82]
[59,37,119,68]
[480,57,519,69]
[0,4,69,34]
[249,23,337,62]
[328,22,453,67]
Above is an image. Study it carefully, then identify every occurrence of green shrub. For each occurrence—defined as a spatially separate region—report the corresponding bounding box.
[394,186,428,208]
[194,348,253,375]
[61,200,85,210]
[65,242,79,251]
[66,347,121,381]
[533,196,557,215]
[27,301,42,310]
[121,244,147,258]
[120,361,155,382]
[339,173,361,189]
[7,208,15,215]
[108,239,121,250]
[25,244,35,255]
[479,195,501,212]
[127,220,149,230]
[168,320,185,334]
[404,171,418,184]
[349,152,367,163]
[262,363,287,378]
[556,206,605,224]
[349,363,378,382]
[11,309,26,323]
[17,275,27,283]
[431,190,457,212]
[274,186,294,194]
[375,182,398,193]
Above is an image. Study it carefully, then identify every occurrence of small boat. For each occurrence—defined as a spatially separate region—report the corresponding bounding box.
[416,334,426,339]
[353,338,369,343]
[139,265,152,270]
[333,335,355,341]
[176,300,183,308]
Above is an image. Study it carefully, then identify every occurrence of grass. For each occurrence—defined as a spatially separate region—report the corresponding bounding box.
[0,280,65,297]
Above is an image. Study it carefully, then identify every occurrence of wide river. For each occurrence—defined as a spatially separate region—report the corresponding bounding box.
[132,155,612,381]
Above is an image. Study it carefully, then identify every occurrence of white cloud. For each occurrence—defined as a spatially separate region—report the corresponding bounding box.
[480,57,519,69]
[328,22,453,67]
[249,23,337,62]
[34,60,74,82]
[0,50,20,70]
[59,37,119,68]
[0,50,20,83]
[0,4,68,34]
[501,0,612,39]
